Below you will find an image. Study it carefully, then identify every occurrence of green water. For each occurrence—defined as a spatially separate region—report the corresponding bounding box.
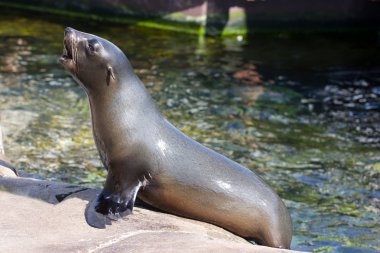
[0,10,379,252]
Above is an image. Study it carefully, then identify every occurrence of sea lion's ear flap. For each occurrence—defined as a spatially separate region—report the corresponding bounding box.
[106,66,116,86]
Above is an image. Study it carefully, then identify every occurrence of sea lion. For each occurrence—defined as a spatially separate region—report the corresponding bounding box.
[59,27,292,248]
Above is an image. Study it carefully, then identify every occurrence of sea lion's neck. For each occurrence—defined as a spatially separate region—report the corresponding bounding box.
[88,73,159,118]
[86,73,163,161]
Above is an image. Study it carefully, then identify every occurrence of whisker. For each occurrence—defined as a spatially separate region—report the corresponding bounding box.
[71,35,79,75]
[75,47,79,75]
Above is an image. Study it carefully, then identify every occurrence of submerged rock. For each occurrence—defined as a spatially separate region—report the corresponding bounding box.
[303,77,380,147]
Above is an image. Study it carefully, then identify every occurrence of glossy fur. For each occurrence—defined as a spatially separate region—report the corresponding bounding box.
[60,27,292,248]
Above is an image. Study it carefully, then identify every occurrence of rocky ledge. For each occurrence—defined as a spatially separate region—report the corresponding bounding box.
[0,168,306,253]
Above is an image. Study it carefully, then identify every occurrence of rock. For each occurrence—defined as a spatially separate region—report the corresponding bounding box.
[233,64,262,85]
[0,176,306,253]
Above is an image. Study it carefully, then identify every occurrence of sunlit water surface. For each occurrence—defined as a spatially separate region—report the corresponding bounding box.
[0,10,379,252]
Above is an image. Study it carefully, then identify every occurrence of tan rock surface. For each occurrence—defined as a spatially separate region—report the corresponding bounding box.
[0,176,306,253]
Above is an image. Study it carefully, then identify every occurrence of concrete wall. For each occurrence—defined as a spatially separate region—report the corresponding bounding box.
[2,0,380,35]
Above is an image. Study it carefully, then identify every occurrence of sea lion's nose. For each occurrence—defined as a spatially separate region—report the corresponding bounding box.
[64,27,75,36]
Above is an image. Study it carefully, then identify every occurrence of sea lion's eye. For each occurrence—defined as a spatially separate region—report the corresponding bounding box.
[88,39,100,53]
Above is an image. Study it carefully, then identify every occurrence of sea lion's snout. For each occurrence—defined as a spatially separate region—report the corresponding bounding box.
[62,27,76,57]
[60,27,80,74]
[60,27,104,70]
[64,27,75,36]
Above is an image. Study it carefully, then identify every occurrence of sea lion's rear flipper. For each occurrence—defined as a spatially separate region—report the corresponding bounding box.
[85,182,142,228]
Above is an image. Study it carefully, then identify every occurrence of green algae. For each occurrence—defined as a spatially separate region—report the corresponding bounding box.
[0,2,203,35]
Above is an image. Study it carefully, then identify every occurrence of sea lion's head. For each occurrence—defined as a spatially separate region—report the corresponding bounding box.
[59,27,129,93]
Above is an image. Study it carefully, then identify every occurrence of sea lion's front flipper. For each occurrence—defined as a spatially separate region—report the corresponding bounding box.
[85,198,112,229]
[85,182,142,228]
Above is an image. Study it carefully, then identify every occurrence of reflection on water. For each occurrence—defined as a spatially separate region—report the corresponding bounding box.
[0,10,379,253]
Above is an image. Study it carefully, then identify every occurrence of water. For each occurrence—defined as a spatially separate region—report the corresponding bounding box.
[0,9,379,252]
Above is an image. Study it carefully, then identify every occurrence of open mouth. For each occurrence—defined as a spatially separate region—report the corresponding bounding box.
[59,28,80,74]
[60,37,73,62]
